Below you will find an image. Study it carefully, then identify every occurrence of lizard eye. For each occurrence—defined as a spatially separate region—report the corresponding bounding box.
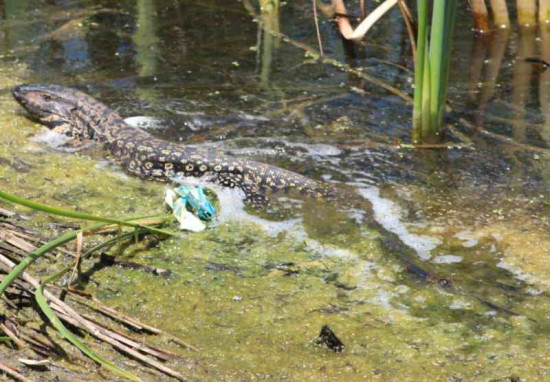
[42,94,52,102]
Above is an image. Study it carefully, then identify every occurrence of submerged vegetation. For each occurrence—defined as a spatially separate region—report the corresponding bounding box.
[470,0,550,32]
[0,0,548,381]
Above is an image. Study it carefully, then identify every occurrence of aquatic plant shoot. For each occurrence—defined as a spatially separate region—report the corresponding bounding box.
[413,0,457,143]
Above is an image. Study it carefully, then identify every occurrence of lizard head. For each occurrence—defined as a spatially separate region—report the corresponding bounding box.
[12,84,110,141]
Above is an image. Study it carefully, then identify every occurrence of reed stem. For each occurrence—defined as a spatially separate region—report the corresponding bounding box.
[469,0,490,32]
[516,0,537,27]
[412,0,456,143]
[489,0,510,28]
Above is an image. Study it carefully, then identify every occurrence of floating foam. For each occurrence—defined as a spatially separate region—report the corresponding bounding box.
[357,186,441,260]
[189,138,342,158]
[433,255,463,264]
[30,129,72,148]
[496,260,529,282]
[124,116,165,130]
[454,230,479,248]
[282,141,342,157]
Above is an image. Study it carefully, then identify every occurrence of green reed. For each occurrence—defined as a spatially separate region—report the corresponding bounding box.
[412,0,457,143]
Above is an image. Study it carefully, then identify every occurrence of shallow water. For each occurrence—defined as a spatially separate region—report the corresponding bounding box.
[0,0,548,381]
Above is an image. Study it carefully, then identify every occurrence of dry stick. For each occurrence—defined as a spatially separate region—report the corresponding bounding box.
[0,210,188,355]
[332,0,397,41]
[66,292,200,352]
[279,30,410,102]
[0,242,28,258]
[0,220,74,259]
[242,0,412,102]
[297,40,411,103]
[468,0,490,32]
[19,332,60,358]
[281,93,348,125]
[47,308,169,380]
[480,113,542,130]
[474,123,550,152]
[27,327,63,350]
[68,232,83,285]
[0,255,186,381]
[2,230,38,244]
[0,225,35,238]
[50,298,185,380]
[516,0,537,26]
[65,291,159,333]
[540,0,550,23]
[489,0,510,28]
[0,230,55,261]
[0,358,34,382]
[1,295,19,310]
[397,142,474,149]
[0,230,37,254]
[1,212,195,352]
[44,295,186,380]
[396,0,416,59]
[0,322,26,349]
[50,304,171,362]
[312,0,324,56]
[0,207,17,218]
[50,306,186,381]
[446,107,550,153]
[79,314,174,361]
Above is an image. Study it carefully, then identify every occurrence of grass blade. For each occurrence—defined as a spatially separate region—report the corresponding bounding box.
[35,284,140,381]
[412,0,429,142]
[0,189,177,237]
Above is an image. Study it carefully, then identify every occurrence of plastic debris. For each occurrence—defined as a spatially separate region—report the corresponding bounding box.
[165,189,205,232]
[165,186,217,232]
[175,186,217,221]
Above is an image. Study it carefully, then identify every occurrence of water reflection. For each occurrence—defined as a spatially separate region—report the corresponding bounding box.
[539,25,550,146]
[0,0,32,51]
[134,0,161,102]
[467,26,549,150]
[86,8,135,77]
[134,0,158,78]
[0,2,548,379]
[257,0,280,87]
[511,27,536,143]
[468,30,509,130]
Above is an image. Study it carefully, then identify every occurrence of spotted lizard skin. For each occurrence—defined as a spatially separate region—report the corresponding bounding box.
[12,84,334,206]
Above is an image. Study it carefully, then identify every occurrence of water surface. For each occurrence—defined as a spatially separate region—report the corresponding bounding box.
[0,1,548,381]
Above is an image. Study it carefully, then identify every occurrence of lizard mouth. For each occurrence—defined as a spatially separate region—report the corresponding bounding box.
[12,84,51,120]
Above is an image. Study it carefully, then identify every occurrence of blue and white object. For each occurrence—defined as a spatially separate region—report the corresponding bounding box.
[175,186,217,221]
[165,186,217,232]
